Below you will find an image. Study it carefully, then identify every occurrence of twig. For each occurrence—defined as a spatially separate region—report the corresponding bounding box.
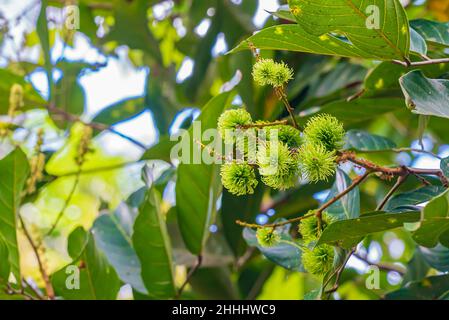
[176,255,203,299]
[353,147,442,160]
[46,172,80,236]
[236,211,316,229]
[317,171,372,216]
[392,58,449,67]
[275,87,299,129]
[44,103,147,150]
[353,253,406,275]
[376,174,409,211]
[19,216,55,299]
[324,248,356,295]
[4,283,39,300]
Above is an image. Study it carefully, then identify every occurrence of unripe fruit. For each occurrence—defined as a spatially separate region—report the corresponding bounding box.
[220,162,258,196]
[302,244,335,276]
[299,143,336,183]
[217,109,253,143]
[252,59,293,88]
[256,227,281,247]
[257,141,300,190]
[299,212,335,244]
[303,114,345,152]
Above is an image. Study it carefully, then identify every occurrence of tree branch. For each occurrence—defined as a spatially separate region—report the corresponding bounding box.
[392,58,449,67]
[176,255,203,299]
[45,103,147,150]
[376,174,409,211]
[19,216,55,299]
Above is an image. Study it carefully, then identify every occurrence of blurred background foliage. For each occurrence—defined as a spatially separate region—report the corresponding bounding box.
[0,0,449,300]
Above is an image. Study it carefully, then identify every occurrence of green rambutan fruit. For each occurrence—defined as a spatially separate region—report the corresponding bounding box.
[220,162,258,196]
[303,114,345,152]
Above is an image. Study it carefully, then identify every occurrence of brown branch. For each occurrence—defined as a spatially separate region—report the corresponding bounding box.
[176,255,203,299]
[337,151,449,187]
[45,103,147,150]
[4,283,40,301]
[19,216,55,299]
[317,171,372,215]
[392,58,449,67]
[353,253,406,275]
[324,248,356,295]
[275,87,299,129]
[236,211,316,229]
[376,174,409,211]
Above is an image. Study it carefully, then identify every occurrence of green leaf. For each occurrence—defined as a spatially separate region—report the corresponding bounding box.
[132,188,176,299]
[231,24,368,59]
[104,0,162,63]
[299,98,405,126]
[0,69,45,115]
[410,19,449,48]
[413,189,449,248]
[52,227,121,300]
[92,97,146,127]
[287,0,410,60]
[53,64,86,128]
[141,136,176,163]
[441,157,449,179]
[0,148,30,281]
[386,274,449,300]
[176,92,234,254]
[384,185,446,212]
[410,28,428,56]
[325,169,360,220]
[92,205,147,294]
[420,245,449,272]
[400,70,449,119]
[243,224,302,271]
[36,0,53,100]
[0,236,10,282]
[344,130,396,152]
[318,211,420,248]
[221,185,265,257]
[189,267,240,300]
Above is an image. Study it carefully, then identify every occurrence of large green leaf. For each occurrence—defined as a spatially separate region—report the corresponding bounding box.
[132,188,176,299]
[91,97,146,127]
[287,0,410,60]
[92,204,147,294]
[324,169,360,220]
[52,62,86,129]
[0,148,30,281]
[231,24,368,58]
[243,224,302,271]
[410,19,449,48]
[384,185,446,212]
[386,274,449,300]
[0,236,10,282]
[400,70,449,119]
[318,211,420,248]
[413,189,449,248]
[298,98,405,126]
[344,130,396,152]
[51,227,121,300]
[104,0,162,63]
[37,0,53,100]
[221,185,265,257]
[176,92,234,255]
[420,245,449,273]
